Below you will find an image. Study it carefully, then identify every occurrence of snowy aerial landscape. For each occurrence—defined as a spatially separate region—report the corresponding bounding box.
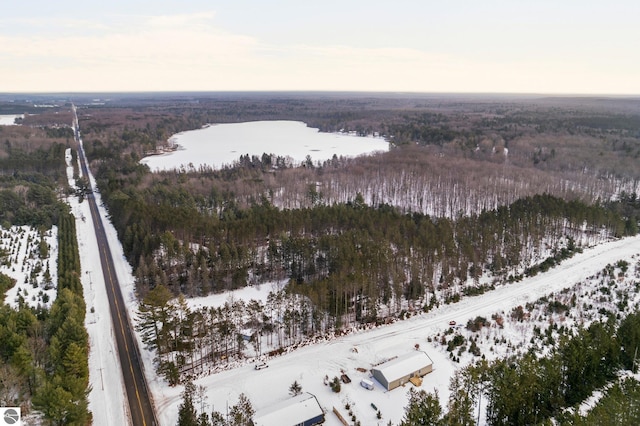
[146,236,640,426]
[6,163,640,424]
[2,1,640,425]
[2,94,640,426]
[76,131,640,425]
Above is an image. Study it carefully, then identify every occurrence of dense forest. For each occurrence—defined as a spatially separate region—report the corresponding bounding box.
[0,208,90,423]
[0,105,90,423]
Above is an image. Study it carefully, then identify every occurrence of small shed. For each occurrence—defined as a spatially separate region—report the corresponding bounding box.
[371,351,433,391]
[360,378,374,390]
[253,392,325,426]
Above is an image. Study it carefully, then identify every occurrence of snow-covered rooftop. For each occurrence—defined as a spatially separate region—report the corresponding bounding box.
[372,351,433,383]
[253,392,324,426]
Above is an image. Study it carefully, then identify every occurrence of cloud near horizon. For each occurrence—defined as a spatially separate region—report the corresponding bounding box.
[1,10,638,94]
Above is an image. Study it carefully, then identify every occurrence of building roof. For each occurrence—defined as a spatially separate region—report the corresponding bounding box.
[253,392,323,426]
[372,351,432,382]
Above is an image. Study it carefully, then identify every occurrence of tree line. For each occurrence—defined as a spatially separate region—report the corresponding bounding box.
[32,207,91,424]
[0,110,91,423]
[0,207,90,424]
[137,284,325,385]
[112,167,631,310]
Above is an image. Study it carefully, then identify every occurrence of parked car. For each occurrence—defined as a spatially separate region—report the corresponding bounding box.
[254,362,268,370]
[449,320,456,326]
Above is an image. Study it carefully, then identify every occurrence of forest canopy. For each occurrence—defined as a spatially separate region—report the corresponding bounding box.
[73,94,640,313]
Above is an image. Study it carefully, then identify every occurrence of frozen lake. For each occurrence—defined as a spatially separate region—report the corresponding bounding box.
[0,114,22,125]
[140,120,388,171]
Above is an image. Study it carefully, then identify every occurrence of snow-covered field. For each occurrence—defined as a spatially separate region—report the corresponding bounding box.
[184,281,287,312]
[1,225,57,309]
[140,120,388,171]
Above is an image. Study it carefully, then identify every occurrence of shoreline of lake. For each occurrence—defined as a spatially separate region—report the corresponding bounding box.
[140,120,388,171]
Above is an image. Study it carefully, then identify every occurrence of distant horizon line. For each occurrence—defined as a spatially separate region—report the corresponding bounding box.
[1,90,639,98]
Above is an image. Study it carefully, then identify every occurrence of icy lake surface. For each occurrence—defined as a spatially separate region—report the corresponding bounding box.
[140,120,388,171]
[0,114,22,125]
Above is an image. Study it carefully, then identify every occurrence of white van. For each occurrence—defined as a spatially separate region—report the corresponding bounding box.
[360,379,374,390]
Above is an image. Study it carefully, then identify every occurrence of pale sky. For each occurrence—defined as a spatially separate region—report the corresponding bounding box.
[1,0,638,94]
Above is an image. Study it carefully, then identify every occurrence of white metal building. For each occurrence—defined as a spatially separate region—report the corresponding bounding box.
[253,392,325,426]
[371,351,433,391]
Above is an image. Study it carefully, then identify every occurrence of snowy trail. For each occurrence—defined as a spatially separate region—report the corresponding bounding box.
[154,235,640,426]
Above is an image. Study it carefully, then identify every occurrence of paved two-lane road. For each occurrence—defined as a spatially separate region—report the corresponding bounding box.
[73,105,158,426]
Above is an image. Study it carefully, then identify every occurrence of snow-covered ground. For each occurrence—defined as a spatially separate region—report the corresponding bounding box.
[70,133,640,425]
[0,114,22,125]
[71,198,130,425]
[184,281,287,312]
[0,112,636,424]
[1,225,57,309]
[1,141,636,425]
[140,120,388,171]
[146,236,640,426]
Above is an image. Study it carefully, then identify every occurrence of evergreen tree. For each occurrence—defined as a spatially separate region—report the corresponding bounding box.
[445,368,476,426]
[619,312,640,371]
[578,377,640,425]
[32,381,75,425]
[177,381,199,426]
[137,284,174,361]
[197,411,211,426]
[210,411,226,426]
[228,393,254,426]
[399,388,441,426]
[289,380,302,396]
[330,376,341,393]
